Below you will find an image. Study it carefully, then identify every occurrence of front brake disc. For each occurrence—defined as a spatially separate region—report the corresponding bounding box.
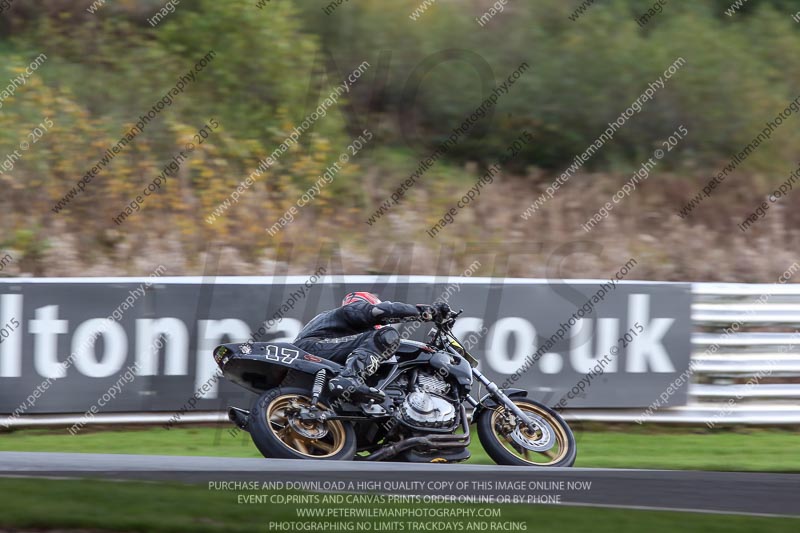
[508,413,555,452]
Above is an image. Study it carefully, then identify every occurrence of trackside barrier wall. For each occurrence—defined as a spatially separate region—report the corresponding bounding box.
[13,276,781,427]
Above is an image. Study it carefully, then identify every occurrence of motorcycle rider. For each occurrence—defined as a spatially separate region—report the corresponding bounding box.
[294,292,449,402]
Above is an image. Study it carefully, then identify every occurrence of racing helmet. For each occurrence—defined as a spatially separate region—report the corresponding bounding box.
[342,291,381,306]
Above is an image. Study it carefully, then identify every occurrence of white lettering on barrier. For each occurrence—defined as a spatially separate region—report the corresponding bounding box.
[0,290,679,403]
[30,305,69,379]
[570,318,619,373]
[136,317,189,375]
[626,294,675,373]
[72,318,127,377]
[0,294,22,377]
[486,316,535,374]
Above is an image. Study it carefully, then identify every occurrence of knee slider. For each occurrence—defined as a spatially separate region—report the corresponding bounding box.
[375,327,400,355]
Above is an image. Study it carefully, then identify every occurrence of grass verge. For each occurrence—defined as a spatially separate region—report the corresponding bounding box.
[0,425,798,471]
[0,477,798,533]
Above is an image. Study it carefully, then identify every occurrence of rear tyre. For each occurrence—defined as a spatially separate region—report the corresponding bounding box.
[477,397,576,467]
[249,386,357,461]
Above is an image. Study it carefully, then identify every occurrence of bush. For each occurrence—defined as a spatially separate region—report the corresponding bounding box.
[1,0,799,278]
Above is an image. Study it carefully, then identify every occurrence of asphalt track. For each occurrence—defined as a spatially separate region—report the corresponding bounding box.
[0,452,798,518]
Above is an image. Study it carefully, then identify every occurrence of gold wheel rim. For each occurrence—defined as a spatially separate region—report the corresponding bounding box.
[266,394,346,459]
[490,402,569,466]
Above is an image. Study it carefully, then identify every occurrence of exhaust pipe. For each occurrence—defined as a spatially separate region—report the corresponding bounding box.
[228,407,250,431]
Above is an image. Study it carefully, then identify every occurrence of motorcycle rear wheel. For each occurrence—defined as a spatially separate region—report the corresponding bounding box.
[477,398,576,467]
[249,386,357,461]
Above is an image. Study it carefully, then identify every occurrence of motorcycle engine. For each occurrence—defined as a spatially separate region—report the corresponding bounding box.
[399,371,457,429]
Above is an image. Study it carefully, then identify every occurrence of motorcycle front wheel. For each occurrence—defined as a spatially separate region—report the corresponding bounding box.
[477,398,576,467]
[249,386,357,460]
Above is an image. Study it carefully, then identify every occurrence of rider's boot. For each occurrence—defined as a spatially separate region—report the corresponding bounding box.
[328,350,386,403]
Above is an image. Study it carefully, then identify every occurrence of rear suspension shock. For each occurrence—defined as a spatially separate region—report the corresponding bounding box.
[310,369,327,406]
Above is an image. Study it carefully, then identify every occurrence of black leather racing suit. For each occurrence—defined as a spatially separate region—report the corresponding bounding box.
[294,301,425,382]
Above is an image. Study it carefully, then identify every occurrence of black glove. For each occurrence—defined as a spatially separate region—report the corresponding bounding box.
[416,304,435,321]
[432,302,452,321]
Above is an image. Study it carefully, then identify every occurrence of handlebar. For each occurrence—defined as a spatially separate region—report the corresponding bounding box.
[429,308,480,367]
[433,307,463,329]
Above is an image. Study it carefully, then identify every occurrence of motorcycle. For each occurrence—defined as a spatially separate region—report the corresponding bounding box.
[214,308,576,466]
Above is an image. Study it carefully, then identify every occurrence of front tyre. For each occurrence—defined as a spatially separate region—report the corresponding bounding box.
[477,398,576,467]
[249,386,357,461]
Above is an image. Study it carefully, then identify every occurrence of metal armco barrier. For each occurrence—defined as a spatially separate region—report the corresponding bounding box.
[1,279,797,427]
[681,282,800,424]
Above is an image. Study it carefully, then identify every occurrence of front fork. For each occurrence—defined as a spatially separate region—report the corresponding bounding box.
[469,367,539,432]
